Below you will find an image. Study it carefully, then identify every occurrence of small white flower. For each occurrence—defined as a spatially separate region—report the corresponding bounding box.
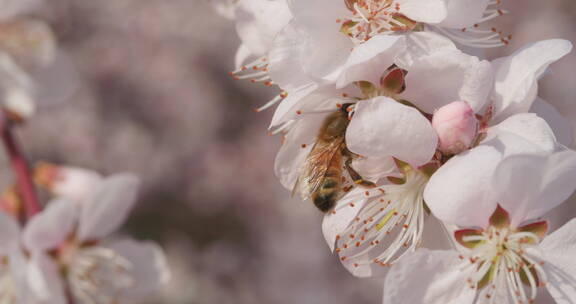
[22,174,170,304]
[265,0,506,91]
[0,6,77,121]
[291,0,507,46]
[491,39,573,124]
[384,150,576,304]
[322,161,432,277]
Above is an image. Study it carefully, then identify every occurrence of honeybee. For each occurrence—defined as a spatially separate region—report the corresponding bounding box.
[293,104,376,212]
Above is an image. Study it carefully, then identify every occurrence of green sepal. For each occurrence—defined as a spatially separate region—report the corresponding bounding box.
[517,220,548,242]
[391,14,418,31]
[393,158,411,175]
[454,228,484,249]
[489,204,510,229]
[340,20,358,36]
[354,80,377,97]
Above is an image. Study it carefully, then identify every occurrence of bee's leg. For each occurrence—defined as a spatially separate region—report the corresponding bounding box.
[343,156,376,188]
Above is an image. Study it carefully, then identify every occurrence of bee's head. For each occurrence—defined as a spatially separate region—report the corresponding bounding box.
[340,103,355,114]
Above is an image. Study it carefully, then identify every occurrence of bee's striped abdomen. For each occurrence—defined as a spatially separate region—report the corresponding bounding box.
[312,153,342,212]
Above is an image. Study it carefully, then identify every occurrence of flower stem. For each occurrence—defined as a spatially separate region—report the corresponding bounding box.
[65,284,76,304]
[1,125,41,219]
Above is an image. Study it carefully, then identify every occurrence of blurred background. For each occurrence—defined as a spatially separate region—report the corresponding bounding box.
[12,0,576,303]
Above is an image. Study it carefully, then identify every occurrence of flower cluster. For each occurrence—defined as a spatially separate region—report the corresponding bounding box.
[0,1,170,303]
[220,0,576,303]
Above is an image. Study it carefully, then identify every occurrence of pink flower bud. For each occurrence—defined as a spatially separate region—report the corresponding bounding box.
[432,101,478,155]
[34,162,102,203]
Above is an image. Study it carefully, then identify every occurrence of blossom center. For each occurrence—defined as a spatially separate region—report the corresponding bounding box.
[460,226,547,303]
[339,0,418,44]
[67,247,134,303]
[334,168,429,268]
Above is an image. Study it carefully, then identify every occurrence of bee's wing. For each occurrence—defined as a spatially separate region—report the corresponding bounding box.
[292,138,344,200]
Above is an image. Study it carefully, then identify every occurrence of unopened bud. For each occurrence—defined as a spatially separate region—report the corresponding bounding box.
[4,87,35,122]
[34,162,102,203]
[432,101,478,155]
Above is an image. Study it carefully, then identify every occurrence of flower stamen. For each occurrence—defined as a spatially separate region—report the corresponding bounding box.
[334,169,429,269]
[68,247,134,304]
[458,224,547,303]
[340,0,417,44]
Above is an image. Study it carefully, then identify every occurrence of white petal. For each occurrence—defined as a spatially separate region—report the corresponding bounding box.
[427,128,552,227]
[492,39,573,123]
[288,0,348,34]
[336,35,406,88]
[530,219,576,303]
[210,0,237,19]
[344,251,390,278]
[234,44,252,69]
[27,252,67,304]
[269,8,354,84]
[402,50,493,114]
[4,86,35,120]
[279,0,353,82]
[0,211,20,254]
[0,19,56,68]
[234,0,292,56]
[268,23,316,90]
[23,199,78,252]
[396,31,457,69]
[301,29,353,82]
[425,145,501,228]
[269,83,319,127]
[9,252,37,303]
[322,188,368,251]
[269,83,352,128]
[493,150,576,226]
[0,51,36,119]
[351,155,397,183]
[52,166,103,204]
[106,239,171,299]
[346,97,438,166]
[435,0,490,28]
[383,249,476,304]
[531,97,574,147]
[484,127,551,157]
[397,0,447,24]
[489,113,557,152]
[78,174,140,241]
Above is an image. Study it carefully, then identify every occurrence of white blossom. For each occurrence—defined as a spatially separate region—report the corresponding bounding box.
[265,0,506,90]
[384,150,576,304]
[22,174,170,304]
[0,0,78,121]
